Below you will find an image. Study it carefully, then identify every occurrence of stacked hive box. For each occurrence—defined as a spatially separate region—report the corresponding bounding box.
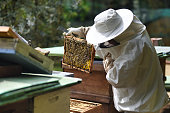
[63,60,121,113]
[62,35,120,113]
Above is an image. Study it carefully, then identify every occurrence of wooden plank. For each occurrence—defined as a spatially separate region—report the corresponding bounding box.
[0,26,19,39]
[0,38,54,74]
[70,91,112,104]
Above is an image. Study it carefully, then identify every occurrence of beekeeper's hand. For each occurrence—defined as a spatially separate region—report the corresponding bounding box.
[103,52,114,73]
[65,26,90,38]
[35,47,50,56]
[66,27,85,38]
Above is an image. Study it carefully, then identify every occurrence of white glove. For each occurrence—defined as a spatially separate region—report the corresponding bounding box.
[35,47,50,56]
[103,52,114,73]
[66,27,86,38]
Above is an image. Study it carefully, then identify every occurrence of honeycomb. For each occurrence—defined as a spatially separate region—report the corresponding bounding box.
[62,36,95,73]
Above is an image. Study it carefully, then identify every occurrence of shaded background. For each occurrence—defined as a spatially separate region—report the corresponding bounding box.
[0,0,170,48]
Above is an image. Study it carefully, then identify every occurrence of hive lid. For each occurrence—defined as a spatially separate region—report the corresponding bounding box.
[0,38,54,74]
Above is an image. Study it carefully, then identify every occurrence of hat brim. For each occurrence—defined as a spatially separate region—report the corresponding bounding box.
[86,9,134,45]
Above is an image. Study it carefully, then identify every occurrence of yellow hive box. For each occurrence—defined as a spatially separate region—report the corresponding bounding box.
[34,87,70,113]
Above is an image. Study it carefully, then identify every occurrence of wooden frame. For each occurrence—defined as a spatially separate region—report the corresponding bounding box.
[62,35,95,73]
[70,99,102,113]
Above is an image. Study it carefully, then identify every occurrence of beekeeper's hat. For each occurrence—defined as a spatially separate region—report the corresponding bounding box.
[86,8,134,45]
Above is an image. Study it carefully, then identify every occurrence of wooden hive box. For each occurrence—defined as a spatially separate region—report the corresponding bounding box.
[0,38,54,74]
[63,60,120,113]
[70,99,102,113]
[34,87,70,113]
[0,74,80,113]
[0,26,54,74]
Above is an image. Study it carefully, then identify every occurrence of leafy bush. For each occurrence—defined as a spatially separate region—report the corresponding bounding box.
[0,0,85,48]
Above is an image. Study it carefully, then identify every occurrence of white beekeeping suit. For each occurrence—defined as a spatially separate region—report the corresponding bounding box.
[67,9,169,113]
[93,15,168,113]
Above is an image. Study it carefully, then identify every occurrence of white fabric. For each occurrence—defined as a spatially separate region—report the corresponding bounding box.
[86,9,133,45]
[103,53,114,73]
[94,15,169,112]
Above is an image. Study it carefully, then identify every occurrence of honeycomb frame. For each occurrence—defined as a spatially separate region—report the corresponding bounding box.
[62,35,95,73]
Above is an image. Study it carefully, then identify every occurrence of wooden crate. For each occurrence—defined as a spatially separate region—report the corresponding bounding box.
[70,99,102,113]
[63,60,120,113]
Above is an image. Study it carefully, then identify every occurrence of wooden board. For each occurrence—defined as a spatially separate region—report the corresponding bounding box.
[0,26,29,45]
[62,36,95,73]
[0,38,54,74]
[0,26,19,39]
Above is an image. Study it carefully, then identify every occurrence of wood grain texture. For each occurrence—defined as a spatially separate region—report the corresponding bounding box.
[70,99,102,113]
[0,26,19,39]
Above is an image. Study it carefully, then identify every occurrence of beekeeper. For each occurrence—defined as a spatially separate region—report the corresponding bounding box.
[66,9,169,113]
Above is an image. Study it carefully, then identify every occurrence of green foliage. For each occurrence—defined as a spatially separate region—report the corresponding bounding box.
[0,0,111,48]
[75,1,91,21]
[62,0,92,26]
[0,0,79,48]
[140,0,170,9]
